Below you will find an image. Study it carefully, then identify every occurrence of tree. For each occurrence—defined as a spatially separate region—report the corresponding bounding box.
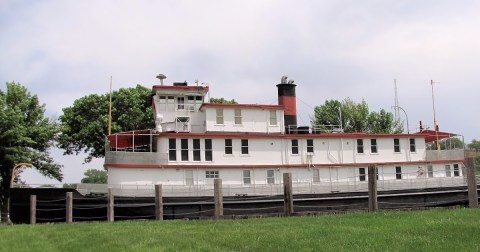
[312,98,401,133]
[0,82,62,224]
[81,169,107,184]
[209,97,237,104]
[467,139,480,151]
[58,85,153,163]
[467,139,480,173]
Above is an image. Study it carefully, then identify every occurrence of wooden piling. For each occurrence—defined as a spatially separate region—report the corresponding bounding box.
[66,192,73,223]
[465,157,478,208]
[155,184,163,220]
[368,165,378,212]
[214,179,223,220]
[107,188,114,222]
[30,195,36,224]
[283,173,294,216]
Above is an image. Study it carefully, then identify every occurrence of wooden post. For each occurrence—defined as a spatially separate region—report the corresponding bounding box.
[155,184,163,220]
[214,179,223,220]
[66,192,73,223]
[368,165,378,212]
[465,158,478,208]
[283,173,294,216]
[30,195,36,224]
[107,188,114,222]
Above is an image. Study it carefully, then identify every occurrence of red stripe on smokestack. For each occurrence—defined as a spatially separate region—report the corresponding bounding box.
[279,96,296,116]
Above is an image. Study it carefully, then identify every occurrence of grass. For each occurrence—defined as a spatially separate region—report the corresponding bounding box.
[1,208,480,251]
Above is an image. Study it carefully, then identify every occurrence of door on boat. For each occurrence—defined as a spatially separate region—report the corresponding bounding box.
[329,167,340,192]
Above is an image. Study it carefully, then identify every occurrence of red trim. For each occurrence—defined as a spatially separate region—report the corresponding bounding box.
[105,159,465,169]
[279,96,296,116]
[200,103,284,110]
[152,85,209,91]
[155,132,427,139]
[415,130,457,143]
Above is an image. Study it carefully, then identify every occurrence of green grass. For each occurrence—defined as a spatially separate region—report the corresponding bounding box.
[1,208,480,251]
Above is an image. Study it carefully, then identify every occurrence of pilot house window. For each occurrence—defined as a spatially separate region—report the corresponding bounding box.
[216,108,224,124]
[234,108,242,125]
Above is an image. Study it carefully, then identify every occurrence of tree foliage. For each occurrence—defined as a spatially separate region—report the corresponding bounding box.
[312,98,402,133]
[467,139,480,151]
[0,82,62,223]
[209,97,237,104]
[58,85,153,163]
[81,169,107,184]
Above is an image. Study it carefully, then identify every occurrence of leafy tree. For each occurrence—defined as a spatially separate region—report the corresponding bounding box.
[209,97,237,104]
[81,169,107,184]
[312,98,401,133]
[467,139,480,151]
[58,85,153,163]
[0,82,62,224]
[467,139,480,173]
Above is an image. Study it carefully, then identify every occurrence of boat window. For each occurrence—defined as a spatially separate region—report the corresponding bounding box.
[409,138,416,152]
[216,108,224,124]
[193,139,200,161]
[370,139,377,153]
[394,138,400,153]
[307,139,314,153]
[241,139,249,155]
[225,139,233,155]
[359,168,366,181]
[291,139,299,155]
[181,139,189,161]
[453,164,460,176]
[445,165,451,177]
[243,170,251,184]
[269,110,277,126]
[267,169,275,184]
[205,139,212,161]
[168,139,176,161]
[357,139,364,154]
[206,170,219,179]
[427,165,434,178]
[395,166,402,180]
[234,108,242,125]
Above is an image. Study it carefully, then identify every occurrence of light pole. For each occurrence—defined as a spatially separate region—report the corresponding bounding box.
[391,105,409,134]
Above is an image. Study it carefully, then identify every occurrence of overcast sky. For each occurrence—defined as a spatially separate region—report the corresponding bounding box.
[1,0,479,184]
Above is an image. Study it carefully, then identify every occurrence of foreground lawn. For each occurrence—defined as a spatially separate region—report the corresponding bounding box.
[1,208,480,251]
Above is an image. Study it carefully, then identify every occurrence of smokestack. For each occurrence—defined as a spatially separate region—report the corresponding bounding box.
[277,75,297,133]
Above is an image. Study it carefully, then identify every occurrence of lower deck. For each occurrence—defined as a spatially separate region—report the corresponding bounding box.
[105,162,466,196]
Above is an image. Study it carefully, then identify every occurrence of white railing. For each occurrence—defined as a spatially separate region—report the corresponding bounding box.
[71,173,466,197]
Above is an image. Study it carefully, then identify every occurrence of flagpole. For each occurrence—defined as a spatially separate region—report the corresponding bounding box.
[108,76,112,136]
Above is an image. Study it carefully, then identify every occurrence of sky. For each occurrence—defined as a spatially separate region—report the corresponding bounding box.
[1,0,479,184]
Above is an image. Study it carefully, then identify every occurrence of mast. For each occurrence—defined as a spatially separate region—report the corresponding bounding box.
[431,80,440,150]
